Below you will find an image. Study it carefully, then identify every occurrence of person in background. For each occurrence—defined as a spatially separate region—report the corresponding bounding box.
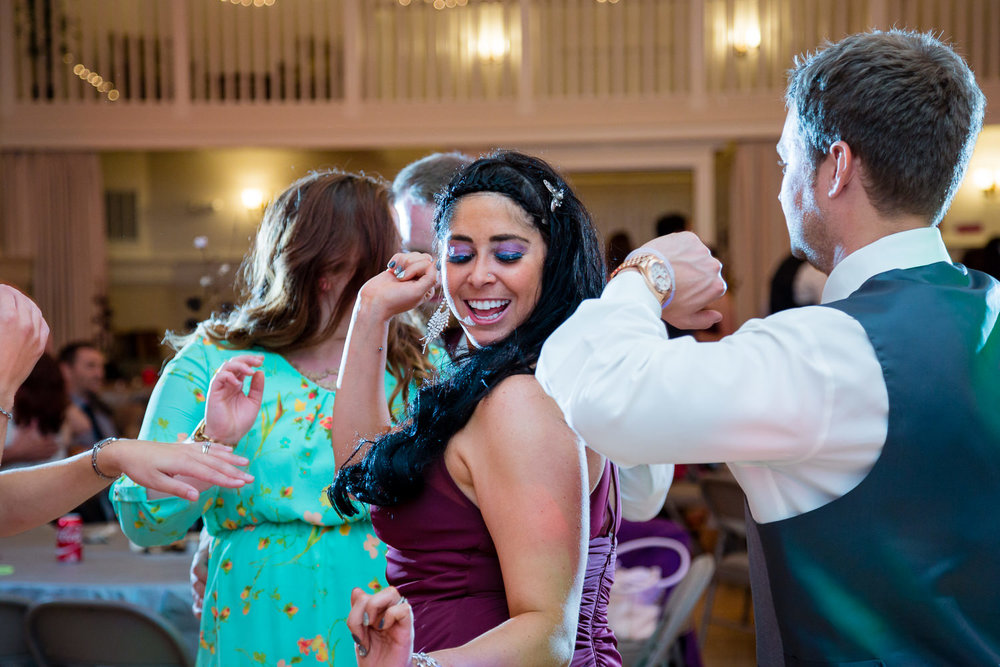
[0,284,253,537]
[392,152,475,256]
[392,151,475,357]
[537,29,999,664]
[59,341,119,453]
[57,340,120,522]
[768,252,827,313]
[2,353,68,467]
[961,235,1000,280]
[655,212,688,237]
[112,169,436,666]
[605,230,634,274]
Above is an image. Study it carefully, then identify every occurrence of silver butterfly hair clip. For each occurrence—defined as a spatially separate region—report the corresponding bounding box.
[543,179,564,213]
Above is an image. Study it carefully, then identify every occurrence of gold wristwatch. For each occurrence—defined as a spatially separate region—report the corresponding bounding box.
[609,253,674,305]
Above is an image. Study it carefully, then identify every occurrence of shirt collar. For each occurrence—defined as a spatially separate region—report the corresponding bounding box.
[821,227,953,303]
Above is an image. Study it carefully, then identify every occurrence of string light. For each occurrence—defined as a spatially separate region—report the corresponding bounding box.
[398,0,467,9]
[70,59,118,101]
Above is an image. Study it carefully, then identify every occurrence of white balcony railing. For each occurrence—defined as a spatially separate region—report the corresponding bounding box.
[2,0,1000,149]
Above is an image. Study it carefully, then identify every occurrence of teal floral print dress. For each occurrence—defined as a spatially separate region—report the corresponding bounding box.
[112,338,403,666]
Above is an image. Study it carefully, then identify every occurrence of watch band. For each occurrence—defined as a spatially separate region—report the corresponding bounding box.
[609,251,675,306]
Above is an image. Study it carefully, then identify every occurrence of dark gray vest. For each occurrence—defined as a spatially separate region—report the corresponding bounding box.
[749,262,1000,666]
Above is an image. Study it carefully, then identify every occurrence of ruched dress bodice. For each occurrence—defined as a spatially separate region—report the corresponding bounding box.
[371,456,622,665]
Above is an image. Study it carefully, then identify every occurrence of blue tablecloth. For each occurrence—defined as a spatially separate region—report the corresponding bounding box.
[0,523,198,657]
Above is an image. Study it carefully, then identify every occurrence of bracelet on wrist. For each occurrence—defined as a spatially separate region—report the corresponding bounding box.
[191,419,237,449]
[91,437,121,481]
[410,653,442,667]
[0,405,13,422]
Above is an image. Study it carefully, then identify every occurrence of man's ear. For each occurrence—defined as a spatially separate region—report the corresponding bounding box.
[827,140,855,198]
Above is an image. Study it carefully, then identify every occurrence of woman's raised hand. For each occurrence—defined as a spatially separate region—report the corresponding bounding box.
[347,586,416,666]
[360,252,440,321]
[204,354,265,446]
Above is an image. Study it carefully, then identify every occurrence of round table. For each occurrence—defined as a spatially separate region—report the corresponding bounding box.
[0,522,199,657]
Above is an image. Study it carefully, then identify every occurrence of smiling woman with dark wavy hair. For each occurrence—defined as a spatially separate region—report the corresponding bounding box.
[325,150,622,666]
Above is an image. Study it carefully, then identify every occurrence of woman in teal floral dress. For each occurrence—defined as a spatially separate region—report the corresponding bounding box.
[112,170,435,667]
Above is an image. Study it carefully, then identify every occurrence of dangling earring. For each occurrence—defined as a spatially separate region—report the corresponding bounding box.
[422,301,451,353]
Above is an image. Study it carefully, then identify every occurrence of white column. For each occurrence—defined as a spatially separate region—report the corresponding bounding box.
[518,0,533,114]
[343,0,361,117]
[172,0,190,115]
[690,0,706,108]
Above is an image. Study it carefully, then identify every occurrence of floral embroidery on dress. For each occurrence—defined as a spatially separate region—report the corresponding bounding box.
[363,534,381,559]
[297,635,330,662]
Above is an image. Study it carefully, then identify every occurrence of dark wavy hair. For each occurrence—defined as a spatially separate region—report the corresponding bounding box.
[329,150,605,514]
[14,353,69,435]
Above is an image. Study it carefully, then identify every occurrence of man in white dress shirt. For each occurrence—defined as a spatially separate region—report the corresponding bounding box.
[537,30,999,665]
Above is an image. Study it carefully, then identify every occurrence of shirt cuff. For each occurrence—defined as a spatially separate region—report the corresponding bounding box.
[605,270,664,316]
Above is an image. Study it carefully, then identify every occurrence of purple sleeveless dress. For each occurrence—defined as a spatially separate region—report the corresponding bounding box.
[371,457,623,666]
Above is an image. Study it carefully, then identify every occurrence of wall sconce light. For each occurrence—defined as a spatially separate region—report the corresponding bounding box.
[473,8,510,62]
[731,23,762,56]
[971,168,999,197]
[476,30,510,62]
[241,188,266,210]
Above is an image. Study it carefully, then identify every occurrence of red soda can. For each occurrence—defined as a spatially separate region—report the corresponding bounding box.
[56,513,83,562]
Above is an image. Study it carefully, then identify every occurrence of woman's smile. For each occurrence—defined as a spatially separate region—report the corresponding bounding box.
[442,192,546,347]
[465,299,511,323]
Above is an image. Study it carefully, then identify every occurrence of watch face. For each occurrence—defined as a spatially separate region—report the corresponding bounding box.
[649,262,672,292]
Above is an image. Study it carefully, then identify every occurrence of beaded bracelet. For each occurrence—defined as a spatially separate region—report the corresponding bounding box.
[91,437,121,481]
[411,654,441,667]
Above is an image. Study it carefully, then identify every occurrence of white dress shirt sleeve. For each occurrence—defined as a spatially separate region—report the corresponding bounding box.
[537,272,889,523]
[617,463,674,522]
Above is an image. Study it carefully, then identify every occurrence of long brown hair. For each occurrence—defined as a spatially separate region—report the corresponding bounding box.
[167,169,434,405]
